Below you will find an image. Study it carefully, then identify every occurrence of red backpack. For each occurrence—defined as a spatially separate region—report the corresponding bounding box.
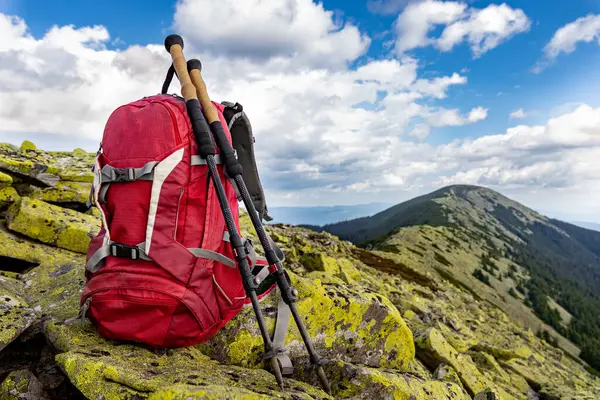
[78,91,292,372]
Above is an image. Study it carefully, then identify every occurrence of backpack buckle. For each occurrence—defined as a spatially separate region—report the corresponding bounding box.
[110,168,135,182]
[110,242,140,260]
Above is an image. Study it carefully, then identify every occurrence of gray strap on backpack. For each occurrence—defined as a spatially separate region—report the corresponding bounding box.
[221,101,273,222]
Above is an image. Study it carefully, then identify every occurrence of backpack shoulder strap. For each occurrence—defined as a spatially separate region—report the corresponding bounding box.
[221,101,273,222]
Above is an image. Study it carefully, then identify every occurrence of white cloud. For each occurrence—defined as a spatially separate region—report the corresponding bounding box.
[173,0,371,70]
[394,0,467,55]
[394,0,530,58]
[534,13,600,73]
[509,108,526,120]
[437,3,531,58]
[0,8,485,197]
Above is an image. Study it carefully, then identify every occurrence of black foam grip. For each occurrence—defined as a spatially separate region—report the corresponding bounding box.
[164,34,184,52]
[209,121,243,177]
[187,59,202,72]
[186,100,215,158]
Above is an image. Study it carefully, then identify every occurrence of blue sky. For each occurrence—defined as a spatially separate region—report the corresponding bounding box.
[1,0,600,221]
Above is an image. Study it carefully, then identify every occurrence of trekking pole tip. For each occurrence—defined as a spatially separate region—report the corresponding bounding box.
[317,365,332,394]
[187,59,202,73]
[164,34,184,52]
[269,357,285,391]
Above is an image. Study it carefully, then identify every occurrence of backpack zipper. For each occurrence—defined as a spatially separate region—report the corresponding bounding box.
[174,187,185,239]
[154,100,182,146]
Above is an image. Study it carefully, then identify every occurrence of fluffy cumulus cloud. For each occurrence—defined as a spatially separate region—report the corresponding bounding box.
[534,13,600,73]
[394,0,530,58]
[434,104,600,190]
[172,0,371,69]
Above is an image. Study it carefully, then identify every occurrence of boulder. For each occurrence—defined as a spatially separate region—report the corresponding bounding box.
[433,363,465,391]
[0,274,38,351]
[413,327,512,398]
[199,270,416,373]
[47,322,331,400]
[296,360,470,400]
[6,197,100,254]
[0,171,13,188]
[0,369,51,400]
[0,186,20,210]
[20,141,37,152]
[30,181,92,206]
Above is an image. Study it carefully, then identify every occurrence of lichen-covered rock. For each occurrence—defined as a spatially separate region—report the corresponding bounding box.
[413,327,511,398]
[0,369,51,400]
[20,141,37,152]
[296,360,470,400]
[85,206,102,219]
[30,181,92,205]
[0,186,20,210]
[0,142,94,187]
[0,274,38,351]
[0,224,80,268]
[0,170,13,187]
[469,351,532,399]
[433,364,465,391]
[198,270,415,374]
[6,197,100,253]
[23,258,85,322]
[46,322,331,400]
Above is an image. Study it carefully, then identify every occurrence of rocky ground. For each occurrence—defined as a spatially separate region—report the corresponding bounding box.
[0,141,599,399]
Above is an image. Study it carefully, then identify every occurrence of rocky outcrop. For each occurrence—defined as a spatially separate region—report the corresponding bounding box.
[0,141,599,399]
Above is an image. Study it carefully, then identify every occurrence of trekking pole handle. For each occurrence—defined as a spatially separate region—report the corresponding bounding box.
[186,60,220,124]
[164,35,215,159]
[187,59,243,179]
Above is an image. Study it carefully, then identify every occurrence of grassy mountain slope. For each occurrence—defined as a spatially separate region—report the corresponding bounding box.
[308,184,600,371]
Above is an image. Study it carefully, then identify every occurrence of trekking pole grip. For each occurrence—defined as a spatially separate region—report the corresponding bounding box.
[164,35,214,159]
[187,60,243,179]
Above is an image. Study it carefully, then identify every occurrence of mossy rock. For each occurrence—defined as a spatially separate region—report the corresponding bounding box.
[413,327,511,398]
[0,186,20,210]
[0,170,13,187]
[0,275,38,352]
[46,322,331,400]
[29,181,92,204]
[434,363,465,391]
[296,360,470,400]
[20,140,37,152]
[0,223,81,267]
[72,148,89,157]
[0,369,50,400]
[198,270,415,374]
[6,197,100,254]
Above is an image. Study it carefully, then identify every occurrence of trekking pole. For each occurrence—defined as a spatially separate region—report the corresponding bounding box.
[186,58,332,395]
[163,34,286,391]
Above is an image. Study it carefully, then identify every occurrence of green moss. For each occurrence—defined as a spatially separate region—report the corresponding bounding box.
[304,360,470,400]
[0,170,13,187]
[6,197,100,253]
[20,140,37,151]
[30,181,91,204]
[72,148,89,157]
[0,276,37,351]
[52,326,330,400]
[0,186,20,210]
[199,270,414,374]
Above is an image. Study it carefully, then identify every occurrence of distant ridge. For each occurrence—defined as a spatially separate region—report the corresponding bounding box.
[305,184,600,371]
[266,202,392,226]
